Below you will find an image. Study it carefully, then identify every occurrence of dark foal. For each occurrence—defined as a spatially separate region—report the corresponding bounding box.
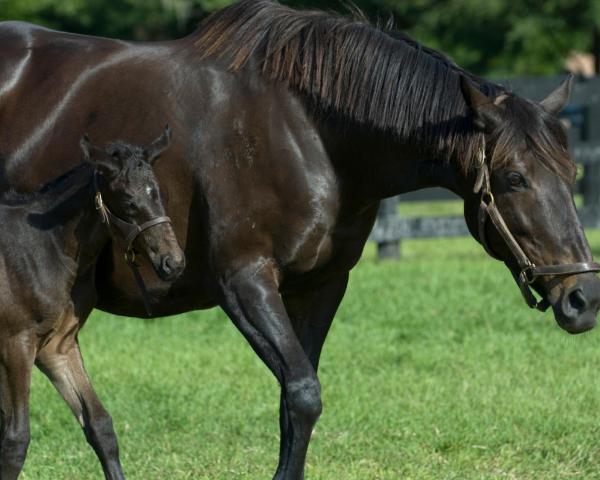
[2,2,600,479]
[0,127,184,480]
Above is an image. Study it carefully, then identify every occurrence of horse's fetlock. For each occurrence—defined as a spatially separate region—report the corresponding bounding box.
[1,427,30,462]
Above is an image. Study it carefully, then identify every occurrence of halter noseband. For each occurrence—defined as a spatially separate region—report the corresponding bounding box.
[474,142,600,311]
[94,175,172,316]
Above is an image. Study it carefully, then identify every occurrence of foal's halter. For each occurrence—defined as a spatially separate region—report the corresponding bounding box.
[94,177,171,316]
[474,143,600,311]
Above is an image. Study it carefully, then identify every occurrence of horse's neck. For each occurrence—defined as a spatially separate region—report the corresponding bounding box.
[321,122,470,203]
[69,203,110,276]
[31,183,110,278]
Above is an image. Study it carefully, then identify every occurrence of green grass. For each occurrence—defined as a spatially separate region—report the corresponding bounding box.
[20,231,600,479]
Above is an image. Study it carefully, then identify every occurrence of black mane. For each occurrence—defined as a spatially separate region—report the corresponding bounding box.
[195,0,575,180]
[195,0,505,171]
[0,140,147,208]
[0,162,94,207]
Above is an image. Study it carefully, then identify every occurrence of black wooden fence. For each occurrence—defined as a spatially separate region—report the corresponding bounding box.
[371,75,600,259]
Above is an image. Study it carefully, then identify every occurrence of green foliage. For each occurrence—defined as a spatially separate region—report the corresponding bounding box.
[0,0,597,75]
[18,231,600,479]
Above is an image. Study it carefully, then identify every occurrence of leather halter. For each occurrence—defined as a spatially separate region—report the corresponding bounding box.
[474,143,600,311]
[94,176,171,316]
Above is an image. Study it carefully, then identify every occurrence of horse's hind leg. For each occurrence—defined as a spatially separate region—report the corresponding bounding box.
[219,259,322,480]
[36,335,124,480]
[0,331,36,479]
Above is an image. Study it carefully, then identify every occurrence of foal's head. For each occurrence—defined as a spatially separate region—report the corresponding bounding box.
[461,77,600,334]
[80,126,185,282]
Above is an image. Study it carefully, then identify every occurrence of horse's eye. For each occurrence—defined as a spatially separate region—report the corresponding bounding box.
[126,201,138,213]
[507,172,527,188]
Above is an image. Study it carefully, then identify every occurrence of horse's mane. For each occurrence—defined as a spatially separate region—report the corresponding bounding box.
[194,0,504,172]
[0,162,93,207]
[0,140,148,208]
[194,0,575,180]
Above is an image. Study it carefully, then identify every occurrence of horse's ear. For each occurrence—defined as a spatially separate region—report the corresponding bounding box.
[540,75,573,115]
[460,76,503,133]
[145,124,172,165]
[80,134,120,178]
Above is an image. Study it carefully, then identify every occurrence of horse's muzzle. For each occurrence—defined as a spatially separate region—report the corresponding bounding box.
[551,273,600,334]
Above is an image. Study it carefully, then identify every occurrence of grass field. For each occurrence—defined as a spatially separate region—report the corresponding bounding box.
[20,228,600,479]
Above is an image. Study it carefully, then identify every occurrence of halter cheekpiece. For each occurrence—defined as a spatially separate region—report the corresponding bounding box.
[474,140,600,311]
[94,174,172,316]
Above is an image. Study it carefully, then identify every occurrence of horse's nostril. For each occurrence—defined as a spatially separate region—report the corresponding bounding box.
[568,288,587,312]
[161,256,173,274]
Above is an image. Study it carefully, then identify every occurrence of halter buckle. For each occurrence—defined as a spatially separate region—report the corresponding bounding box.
[94,192,109,224]
[473,142,488,194]
[125,249,136,264]
[478,145,486,167]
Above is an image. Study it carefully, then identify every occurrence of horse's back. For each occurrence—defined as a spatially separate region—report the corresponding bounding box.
[0,23,176,190]
[0,21,122,89]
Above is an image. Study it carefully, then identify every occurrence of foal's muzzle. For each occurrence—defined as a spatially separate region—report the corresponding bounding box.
[157,253,185,282]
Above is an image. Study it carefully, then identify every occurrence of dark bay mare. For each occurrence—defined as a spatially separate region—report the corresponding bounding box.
[0,129,184,479]
[1,0,600,478]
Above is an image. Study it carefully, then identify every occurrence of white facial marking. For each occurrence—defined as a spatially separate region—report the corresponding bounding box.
[146,185,152,197]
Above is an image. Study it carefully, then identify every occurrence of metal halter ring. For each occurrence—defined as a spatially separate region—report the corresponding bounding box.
[520,265,536,285]
[481,191,494,205]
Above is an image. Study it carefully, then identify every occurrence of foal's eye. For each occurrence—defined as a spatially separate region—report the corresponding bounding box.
[507,172,527,189]
[126,201,138,212]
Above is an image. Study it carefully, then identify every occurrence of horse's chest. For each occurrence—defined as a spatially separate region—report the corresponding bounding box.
[275,176,339,274]
[281,213,334,274]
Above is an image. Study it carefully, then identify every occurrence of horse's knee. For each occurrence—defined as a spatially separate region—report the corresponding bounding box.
[286,377,322,422]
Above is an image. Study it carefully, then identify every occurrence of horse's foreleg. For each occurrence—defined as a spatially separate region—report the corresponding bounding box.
[36,336,124,480]
[219,259,322,480]
[280,273,349,477]
[288,273,349,370]
[0,330,35,480]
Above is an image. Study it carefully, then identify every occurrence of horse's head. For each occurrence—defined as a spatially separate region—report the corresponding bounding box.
[461,76,600,334]
[80,126,185,282]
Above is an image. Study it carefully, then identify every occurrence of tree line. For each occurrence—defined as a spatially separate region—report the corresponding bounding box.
[1,0,598,76]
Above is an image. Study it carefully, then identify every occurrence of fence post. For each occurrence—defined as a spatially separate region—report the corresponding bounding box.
[582,104,600,224]
[376,197,400,260]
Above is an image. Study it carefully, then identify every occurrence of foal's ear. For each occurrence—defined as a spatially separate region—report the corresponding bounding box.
[145,124,172,165]
[80,134,120,178]
[540,75,573,115]
[460,76,504,133]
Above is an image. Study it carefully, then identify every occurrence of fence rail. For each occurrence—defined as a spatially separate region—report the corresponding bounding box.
[370,75,600,259]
